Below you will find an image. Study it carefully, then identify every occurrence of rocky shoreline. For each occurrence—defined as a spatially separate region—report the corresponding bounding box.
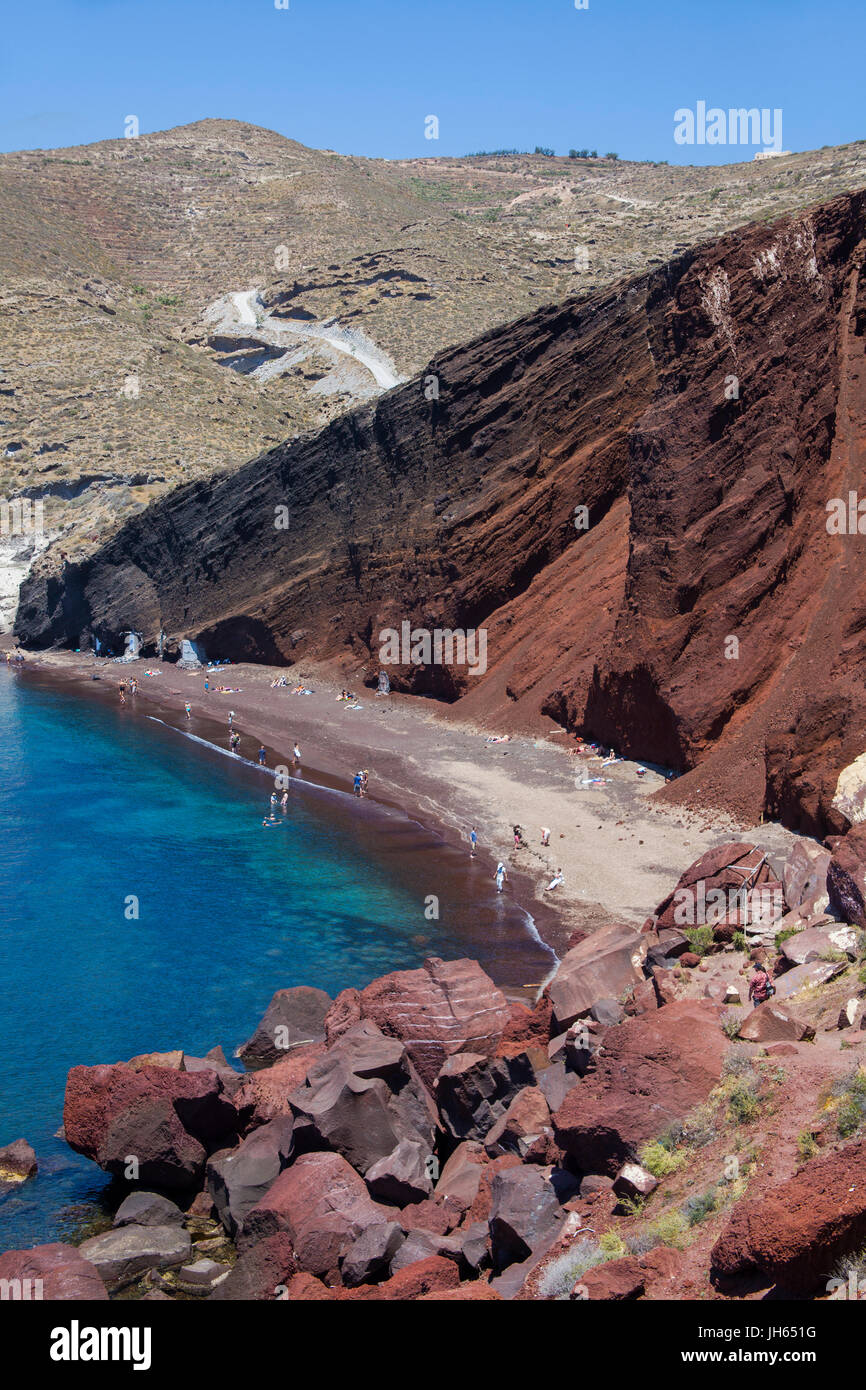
[5,832,866,1301]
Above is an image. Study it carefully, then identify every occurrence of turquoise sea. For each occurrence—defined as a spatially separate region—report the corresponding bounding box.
[0,665,553,1250]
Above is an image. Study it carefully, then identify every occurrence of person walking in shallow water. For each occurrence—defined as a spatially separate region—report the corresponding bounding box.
[495,861,508,893]
[469,826,478,857]
[258,745,267,766]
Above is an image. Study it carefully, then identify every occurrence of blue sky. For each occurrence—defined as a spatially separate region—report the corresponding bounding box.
[2,0,863,164]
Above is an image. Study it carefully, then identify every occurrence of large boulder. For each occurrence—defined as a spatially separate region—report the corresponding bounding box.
[435,1051,536,1142]
[242,1152,390,1276]
[63,1062,238,1190]
[237,986,332,1070]
[655,843,781,932]
[0,1139,37,1194]
[828,825,866,928]
[364,1139,433,1205]
[288,1020,436,1175]
[113,1191,184,1228]
[738,1003,814,1044]
[77,1225,191,1291]
[782,841,832,917]
[553,1000,726,1175]
[207,1116,295,1237]
[0,1243,107,1301]
[780,923,858,967]
[355,957,512,1088]
[771,959,847,999]
[545,923,645,1031]
[488,1166,570,1272]
[711,1140,866,1292]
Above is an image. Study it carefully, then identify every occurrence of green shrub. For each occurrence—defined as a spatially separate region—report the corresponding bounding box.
[639,1140,685,1179]
[681,1187,717,1226]
[535,1238,608,1299]
[727,1081,760,1124]
[684,926,714,956]
[797,1131,819,1162]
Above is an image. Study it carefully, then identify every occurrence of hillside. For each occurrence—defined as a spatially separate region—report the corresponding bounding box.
[2,119,866,628]
[17,186,866,835]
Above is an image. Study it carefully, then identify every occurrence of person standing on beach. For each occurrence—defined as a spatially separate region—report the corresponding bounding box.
[204,675,209,692]
[293,742,301,765]
[119,683,126,705]
[228,710,235,727]
[495,862,507,893]
[185,702,191,719]
[258,745,267,766]
[230,731,240,754]
[540,827,550,846]
[470,826,477,857]
[353,770,362,796]
[361,769,369,797]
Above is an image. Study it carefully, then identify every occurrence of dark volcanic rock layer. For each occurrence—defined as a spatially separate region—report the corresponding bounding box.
[16,191,866,833]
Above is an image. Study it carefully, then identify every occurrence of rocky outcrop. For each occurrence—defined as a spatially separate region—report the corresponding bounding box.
[353,958,512,1088]
[63,1060,239,1190]
[18,191,866,834]
[827,824,866,926]
[552,1000,727,1174]
[711,1141,866,1292]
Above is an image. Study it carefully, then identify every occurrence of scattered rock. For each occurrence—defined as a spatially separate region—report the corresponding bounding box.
[113,1191,184,1228]
[488,1166,568,1272]
[612,1163,658,1202]
[576,1256,645,1300]
[737,1002,814,1044]
[289,1020,436,1174]
[484,1087,551,1158]
[435,1050,536,1142]
[0,1139,37,1193]
[78,1224,191,1291]
[210,1232,297,1301]
[780,924,859,966]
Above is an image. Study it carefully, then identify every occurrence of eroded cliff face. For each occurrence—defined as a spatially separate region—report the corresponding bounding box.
[16,191,866,835]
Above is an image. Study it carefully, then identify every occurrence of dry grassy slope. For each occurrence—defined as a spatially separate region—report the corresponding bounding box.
[2,118,866,573]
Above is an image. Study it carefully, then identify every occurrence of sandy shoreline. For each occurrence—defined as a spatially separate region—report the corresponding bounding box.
[6,644,809,967]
